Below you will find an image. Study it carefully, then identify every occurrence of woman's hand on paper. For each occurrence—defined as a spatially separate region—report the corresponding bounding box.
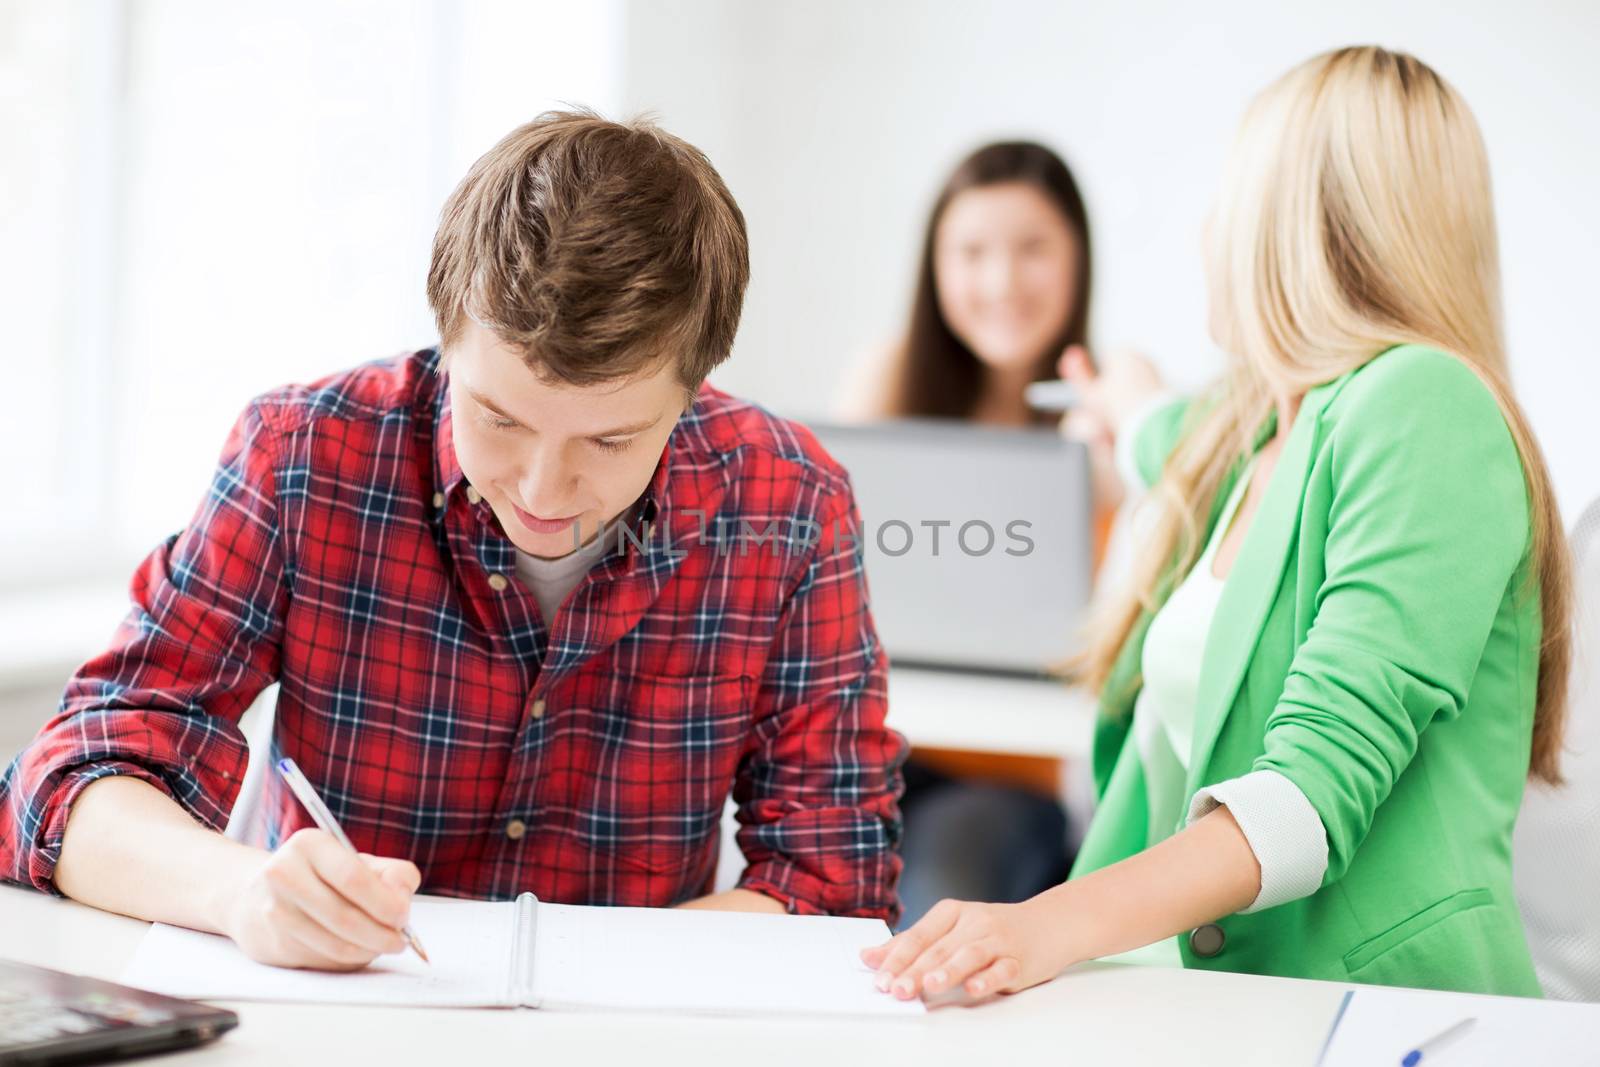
[860,896,1071,1001]
[219,828,421,971]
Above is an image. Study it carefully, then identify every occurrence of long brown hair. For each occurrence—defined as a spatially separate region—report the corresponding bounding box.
[890,141,1092,419]
[1073,47,1571,783]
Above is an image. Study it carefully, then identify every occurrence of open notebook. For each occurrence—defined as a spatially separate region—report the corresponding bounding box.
[121,895,924,1018]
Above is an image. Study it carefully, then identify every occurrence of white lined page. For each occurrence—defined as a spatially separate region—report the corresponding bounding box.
[530,904,924,1017]
[121,896,517,1007]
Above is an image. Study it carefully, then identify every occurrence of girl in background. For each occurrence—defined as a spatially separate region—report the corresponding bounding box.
[840,141,1124,929]
[841,142,1091,428]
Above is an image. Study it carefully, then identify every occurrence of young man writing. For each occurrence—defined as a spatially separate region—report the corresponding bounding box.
[0,112,905,970]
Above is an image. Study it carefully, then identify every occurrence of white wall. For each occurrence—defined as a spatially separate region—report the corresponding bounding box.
[621,0,1600,522]
[109,0,626,559]
[4,0,625,586]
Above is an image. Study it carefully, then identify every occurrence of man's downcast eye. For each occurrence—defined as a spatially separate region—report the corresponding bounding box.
[474,409,630,451]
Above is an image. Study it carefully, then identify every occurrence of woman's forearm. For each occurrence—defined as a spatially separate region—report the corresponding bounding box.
[860,806,1264,999]
[54,775,264,932]
[1035,806,1262,967]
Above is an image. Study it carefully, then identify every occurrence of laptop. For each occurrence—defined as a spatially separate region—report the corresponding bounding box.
[0,960,236,1065]
[807,419,1093,676]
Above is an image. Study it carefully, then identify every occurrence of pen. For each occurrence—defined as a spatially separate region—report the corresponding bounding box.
[275,757,430,964]
[1400,1016,1475,1066]
[1023,380,1081,412]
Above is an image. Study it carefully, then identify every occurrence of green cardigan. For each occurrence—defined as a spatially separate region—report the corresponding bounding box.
[1071,344,1544,996]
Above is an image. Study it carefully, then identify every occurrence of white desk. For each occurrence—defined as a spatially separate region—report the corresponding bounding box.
[884,666,1095,759]
[2,883,1345,1066]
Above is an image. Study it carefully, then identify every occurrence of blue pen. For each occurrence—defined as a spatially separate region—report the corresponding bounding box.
[1401,1016,1475,1066]
[275,757,430,964]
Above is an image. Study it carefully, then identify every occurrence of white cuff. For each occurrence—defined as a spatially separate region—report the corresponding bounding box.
[1187,769,1329,914]
[1114,391,1182,492]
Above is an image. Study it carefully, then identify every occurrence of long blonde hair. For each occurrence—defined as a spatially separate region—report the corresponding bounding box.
[1074,46,1571,783]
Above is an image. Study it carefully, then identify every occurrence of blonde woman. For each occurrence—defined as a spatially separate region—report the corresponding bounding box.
[863,45,1571,1000]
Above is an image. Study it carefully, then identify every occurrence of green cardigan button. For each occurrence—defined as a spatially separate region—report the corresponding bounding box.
[1189,924,1226,958]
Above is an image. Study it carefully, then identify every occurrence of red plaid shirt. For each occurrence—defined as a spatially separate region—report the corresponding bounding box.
[1,350,905,920]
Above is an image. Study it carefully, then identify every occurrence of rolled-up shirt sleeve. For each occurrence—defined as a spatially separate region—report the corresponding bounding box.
[733,484,907,922]
[0,400,288,893]
[1187,769,1330,913]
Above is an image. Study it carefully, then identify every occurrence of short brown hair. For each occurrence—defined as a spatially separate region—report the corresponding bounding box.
[427,110,749,386]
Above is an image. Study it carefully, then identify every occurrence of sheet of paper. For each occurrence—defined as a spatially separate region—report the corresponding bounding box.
[1319,984,1600,1065]
[531,904,925,1017]
[121,896,517,1007]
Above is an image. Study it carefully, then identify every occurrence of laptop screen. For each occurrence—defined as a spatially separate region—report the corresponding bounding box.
[807,419,1093,675]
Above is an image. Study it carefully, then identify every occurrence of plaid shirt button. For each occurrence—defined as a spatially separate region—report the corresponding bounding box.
[528,698,546,720]
[505,818,527,841]
[465,486,482,504]
[487,573,509,592]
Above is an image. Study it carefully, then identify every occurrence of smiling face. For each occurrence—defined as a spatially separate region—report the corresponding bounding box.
[446,321,690,559]
[932,181,1080,374]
